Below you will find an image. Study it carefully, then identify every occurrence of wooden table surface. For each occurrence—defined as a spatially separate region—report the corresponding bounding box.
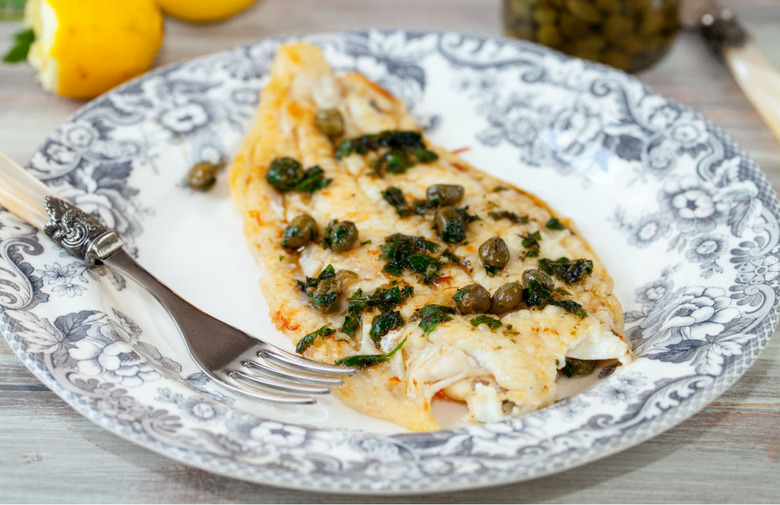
[1,0,779,502]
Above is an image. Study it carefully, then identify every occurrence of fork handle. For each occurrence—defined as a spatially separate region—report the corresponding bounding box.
[0,151,124,267]
[0,151,54,230]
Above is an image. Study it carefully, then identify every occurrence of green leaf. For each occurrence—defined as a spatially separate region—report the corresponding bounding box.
[3,28,34,64]
[470,315,502,329]
[415,304,455,335]
[538,257,593,284]
[295,324,335,354]
[369,310,404,345]
[545,217,566,230]
[335,337,407,369]
[341,315,360,338]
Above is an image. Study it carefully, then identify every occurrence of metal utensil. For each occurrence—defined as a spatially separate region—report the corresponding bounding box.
[0,151,355,404]
[680,0,780,144]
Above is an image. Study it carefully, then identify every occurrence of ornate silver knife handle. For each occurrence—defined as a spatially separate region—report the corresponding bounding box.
[43,197,124,269]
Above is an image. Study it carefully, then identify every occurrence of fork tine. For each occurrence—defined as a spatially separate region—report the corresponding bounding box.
[259,348,357,376]
[243,357,345,386]
[229,369,332,395]
[221,371,317,404]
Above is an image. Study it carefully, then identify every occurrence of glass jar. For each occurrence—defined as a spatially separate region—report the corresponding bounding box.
[503,0,679,73]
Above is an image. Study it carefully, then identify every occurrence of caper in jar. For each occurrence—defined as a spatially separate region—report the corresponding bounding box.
[282,214,318,249]
[324,220,359,252]
[479,237,510,272]
[433,206,467,244]
[266,157,304,191]
[521,268,555,292]
[314,108,345,138]
[453,283,491,314]
[426,184,465,206]
[187,161,224,191]
[490,282,523,315]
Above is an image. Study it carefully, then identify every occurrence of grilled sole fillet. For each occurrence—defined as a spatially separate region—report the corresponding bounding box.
[229,42,633,431]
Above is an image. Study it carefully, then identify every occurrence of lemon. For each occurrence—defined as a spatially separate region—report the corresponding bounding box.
[24,0,164,99]
[155,0,257,23]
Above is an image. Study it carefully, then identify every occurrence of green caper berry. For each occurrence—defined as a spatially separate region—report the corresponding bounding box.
[266,157,304,191]
[490,282,523,315]
[433,206,467,243]
[426,184,465,206]
[453,283,491,314]
[187,161,224,191]
[311,278,340,314]
[521,269,555,292]
[479,237,510,270]
[314,109,345,138]
[330,220,359,253]
[282,214,318,249]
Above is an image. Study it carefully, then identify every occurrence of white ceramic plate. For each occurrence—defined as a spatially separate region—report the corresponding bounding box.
[1,30,778,494]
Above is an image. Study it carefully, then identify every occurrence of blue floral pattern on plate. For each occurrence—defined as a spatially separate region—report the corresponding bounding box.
[0,30,778,494]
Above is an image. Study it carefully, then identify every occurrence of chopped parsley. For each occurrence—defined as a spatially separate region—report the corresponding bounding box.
[489,209,528,224]
[369,310,404,345]
[382,186,412,217]
[550,299,588,318]
[380,233,442,284]
[334,130,438,176]
[414,304,456,336]
[367,284,414,313]
[470,315,502,329]
[520,231,541,258]
[335,337,407,369]
[524,279,588,318]
[545,217,566,230]
[360,239,373,246]
[340,315,361,338]
[266,157,331,193]
[538,257,594,284]
[295,324,335,354]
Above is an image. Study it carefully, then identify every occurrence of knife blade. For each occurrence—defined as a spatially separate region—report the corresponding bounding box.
[681,0,780,145]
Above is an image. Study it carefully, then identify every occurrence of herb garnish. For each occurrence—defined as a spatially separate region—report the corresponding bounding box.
[538,257,594,284]
[369,310,404,345]
[413,304,456,336]
[382,187,412,217]
[545,217,566,230]
[489,210,528,224]
[3,29,34,64]
[266,157,331,193]
[367,284,414,313]
[341,315,360,338]
[380,233,442,284]
[524,279,587,318]
[470,315,503,329]
[297,265,342,312]
[295,324,336,354]
[520,231,541,258]
[335,337,407,368]
[335,130,438,176]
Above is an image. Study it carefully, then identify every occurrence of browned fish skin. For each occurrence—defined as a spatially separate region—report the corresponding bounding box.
[229,43,632,432]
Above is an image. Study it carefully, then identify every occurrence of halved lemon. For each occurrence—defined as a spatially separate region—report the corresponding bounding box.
[155,0,257,23]
[24,0,164,99]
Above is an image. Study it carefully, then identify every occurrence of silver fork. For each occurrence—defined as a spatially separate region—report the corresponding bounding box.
[0,151,355,404]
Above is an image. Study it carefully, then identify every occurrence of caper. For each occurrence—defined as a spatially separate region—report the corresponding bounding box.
[426,184,465,206]
[325,220,359,252]
[314,108,345,138]
[521,269,555,292]
[490,282,524,315]
[266,157,304,191]
[561,357,597,378]
[433,206,467,244]
[311,278,340,313]
[566,0,603,23]
[282,214,318,249]
[453,283,491,314]
[187,161,224,191]
[479,237,510,271]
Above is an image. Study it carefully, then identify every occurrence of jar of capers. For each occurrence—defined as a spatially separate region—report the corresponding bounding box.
[503,0,679,73]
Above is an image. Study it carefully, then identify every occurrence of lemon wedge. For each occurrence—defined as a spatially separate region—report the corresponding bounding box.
[23,0,164,99]
[156,0,257,23]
